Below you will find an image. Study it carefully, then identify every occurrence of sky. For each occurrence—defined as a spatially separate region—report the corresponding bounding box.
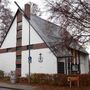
[8,0,44,12]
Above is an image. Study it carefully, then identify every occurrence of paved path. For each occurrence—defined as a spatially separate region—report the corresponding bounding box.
[1,82,90,90]
[0,82,39,90]
[0,88,15,90]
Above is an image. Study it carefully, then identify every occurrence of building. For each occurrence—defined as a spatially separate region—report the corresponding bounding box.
[0,3,89,77]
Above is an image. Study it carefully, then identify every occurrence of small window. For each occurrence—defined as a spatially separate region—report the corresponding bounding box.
[17,32,22,38]
[72,64,79,72]
[16,64,21,68]
[16,55,21,60]
[17,22,22,27]
[17,30,22,36]
[17,37,22,42]
[17,22,22,30]
[17,29,22,32]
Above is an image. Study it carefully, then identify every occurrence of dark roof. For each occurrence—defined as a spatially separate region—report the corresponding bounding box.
[0,9,88,57]
[30,14,71,57]
[30,14,88,56]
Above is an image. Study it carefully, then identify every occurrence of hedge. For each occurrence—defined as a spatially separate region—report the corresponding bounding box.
[29,74,90,86]
[30,74,67,86]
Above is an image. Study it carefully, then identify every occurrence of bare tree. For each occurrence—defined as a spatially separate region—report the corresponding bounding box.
[44,0,90,48]
[0,0,13,44]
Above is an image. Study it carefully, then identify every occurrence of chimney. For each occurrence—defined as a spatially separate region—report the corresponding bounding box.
[24,4,30,18]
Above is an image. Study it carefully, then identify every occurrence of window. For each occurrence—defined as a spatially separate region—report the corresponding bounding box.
[16,64,21,68]
[72,64,79,72]
[17,22,22,30]
[17,22,22,27]
[17,30,22,36]
[17,37,21,42]
[16,55,21,60]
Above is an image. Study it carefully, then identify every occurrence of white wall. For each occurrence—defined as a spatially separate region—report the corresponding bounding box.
[80,54,89,74]
[0,52,16,74]
[22,16,43,46]
[22,48,57,77]
[22,17,29,46]
[1,18,17,49]
[80,54,85,73]
[84,55,89,73]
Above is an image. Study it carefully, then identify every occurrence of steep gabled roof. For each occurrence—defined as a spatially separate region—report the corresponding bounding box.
[30,14,88,57]
[0,9,88,57]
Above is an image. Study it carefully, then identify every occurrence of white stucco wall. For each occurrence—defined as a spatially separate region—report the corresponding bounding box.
[22,16,43,46]
[84,55,89,73]
[1,18,17,49]
[80,54,89,74]
[22,48,57,77]
[0,52,16,74]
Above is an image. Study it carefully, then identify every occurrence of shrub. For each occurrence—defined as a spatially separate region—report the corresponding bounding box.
[16,77,28,84]
[30,74,48,84]
[30,73,67,86]
[51,74,67,86]
[0,70,4,77]
[17,73,90,87]
[3,76,10,82]
[79,74,90,86]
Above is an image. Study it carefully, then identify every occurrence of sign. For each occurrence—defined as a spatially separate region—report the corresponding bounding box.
[72,64,78,71]
[28,56,32,63]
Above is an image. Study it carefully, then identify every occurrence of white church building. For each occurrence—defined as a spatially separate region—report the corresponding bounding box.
[0,3,89,77]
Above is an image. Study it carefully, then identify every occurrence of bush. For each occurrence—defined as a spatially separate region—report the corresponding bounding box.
[0,70,4,77]
[3,76,10,82]
[30,74,49,84]
[17,73,90,86]
[79,74,90,86]
[51,74,67,86]
[16,77,28,84]
[0,70,10,82]
[30,74,67,86]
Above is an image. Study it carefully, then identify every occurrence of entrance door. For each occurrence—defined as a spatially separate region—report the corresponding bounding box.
[58,62,64,74]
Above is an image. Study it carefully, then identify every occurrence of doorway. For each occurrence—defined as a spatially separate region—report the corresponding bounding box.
[58,62,64,74]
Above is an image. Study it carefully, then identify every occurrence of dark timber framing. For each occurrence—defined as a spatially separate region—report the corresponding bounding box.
[0,43,47,53]
[16,11,22,76]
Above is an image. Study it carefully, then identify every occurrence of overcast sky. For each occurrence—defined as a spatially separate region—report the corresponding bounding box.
[9,0,43,12]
